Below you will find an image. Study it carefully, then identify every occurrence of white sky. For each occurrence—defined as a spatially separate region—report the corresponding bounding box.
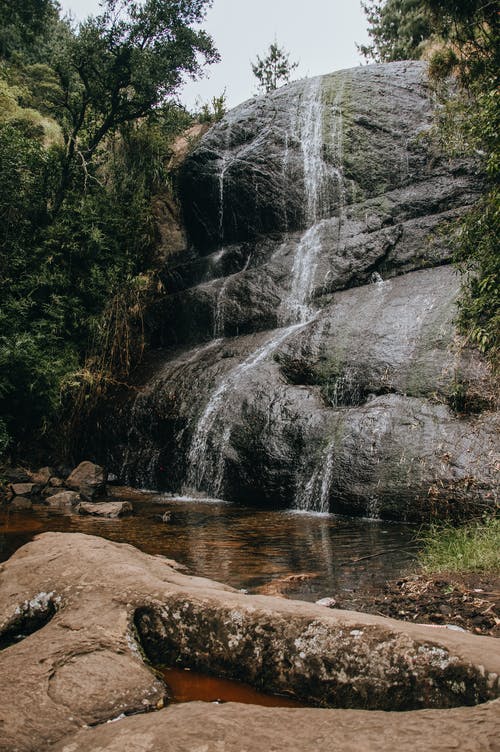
[58,1,370,110]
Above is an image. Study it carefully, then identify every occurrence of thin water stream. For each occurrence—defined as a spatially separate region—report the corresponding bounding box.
[0,493,419,603]
[183,75,347,502]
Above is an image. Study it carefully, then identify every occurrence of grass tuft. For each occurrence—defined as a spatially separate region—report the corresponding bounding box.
[419,517,500,574]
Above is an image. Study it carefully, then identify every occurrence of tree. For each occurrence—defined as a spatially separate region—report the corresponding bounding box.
[0,0,220,455]
[0,0,59,60]
[359,0,432,62]
[421,0,499,364]
[50,0,219,210]
[251,41,298,94]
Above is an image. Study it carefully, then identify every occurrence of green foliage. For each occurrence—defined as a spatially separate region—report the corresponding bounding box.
[359,0,433,62]
[196,90,227,124]
[0,0,59,60]
[423,1,499,365]
[0,1,217,458]
[251,41,299,94]
[0,418,10,456]
[454,189,499,362]
[419,517,500,573]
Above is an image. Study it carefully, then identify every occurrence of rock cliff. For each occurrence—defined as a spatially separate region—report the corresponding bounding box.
[94,61,498,520]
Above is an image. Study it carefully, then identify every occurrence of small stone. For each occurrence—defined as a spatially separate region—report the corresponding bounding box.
[315,597,338,608]
[49,477,64,488]
[66,461,106,500]
[46,491,81,507]
[75,501,133,518]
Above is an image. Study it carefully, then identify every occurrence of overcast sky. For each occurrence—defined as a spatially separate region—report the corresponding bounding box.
[58,1,370,110]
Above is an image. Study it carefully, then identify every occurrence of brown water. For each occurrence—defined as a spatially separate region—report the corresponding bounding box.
[159,666,305,707]
[0,492,419,601]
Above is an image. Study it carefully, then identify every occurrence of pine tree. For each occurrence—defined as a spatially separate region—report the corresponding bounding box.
[251,42,299,94]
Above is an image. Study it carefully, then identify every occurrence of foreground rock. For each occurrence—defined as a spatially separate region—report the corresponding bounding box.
[0,533,499,751]
[75,501,133,518]
[51,699,500,752]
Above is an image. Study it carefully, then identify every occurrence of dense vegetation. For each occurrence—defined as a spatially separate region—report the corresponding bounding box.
[0,0,218,459]
[361,0,499,368]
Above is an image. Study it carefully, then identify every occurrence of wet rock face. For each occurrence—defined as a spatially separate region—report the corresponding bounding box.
[179,63,478,251]
[90,61,498,519]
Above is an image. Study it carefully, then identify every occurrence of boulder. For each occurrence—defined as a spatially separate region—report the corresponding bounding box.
[75,501,132,518]
[10,497,33,510]
[66,461,106,500]
[49,477,64,488]
[9,483,39,497]
[46,491,81,507]
[0,533,498,752]
[29,467,52,486]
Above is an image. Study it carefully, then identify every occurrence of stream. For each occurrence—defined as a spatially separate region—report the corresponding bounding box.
[0,492,419,603]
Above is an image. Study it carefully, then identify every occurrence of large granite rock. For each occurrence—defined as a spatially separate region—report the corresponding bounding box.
[66,461,106,500]
[84,62,497,519]
[99,267,498,519]
[179,63,479,250]
[0,534,499,751]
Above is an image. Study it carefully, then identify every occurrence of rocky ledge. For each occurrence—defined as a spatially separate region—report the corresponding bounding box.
[0,533,499,751]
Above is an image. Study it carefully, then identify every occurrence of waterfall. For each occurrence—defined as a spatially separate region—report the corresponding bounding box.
[213,278,229,337]
[297,439,337,513]
[185,322,306,494]
[281,78,345,325]
[183,75,346,503]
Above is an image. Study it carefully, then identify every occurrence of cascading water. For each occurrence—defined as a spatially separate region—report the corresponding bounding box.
[281,79,345,326]
[183,76,346,505]
[185,322,306,493]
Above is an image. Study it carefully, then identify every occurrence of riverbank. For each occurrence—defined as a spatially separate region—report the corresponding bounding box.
[1,469,498,636]
[344,572,500,638]
[342,519,500,637]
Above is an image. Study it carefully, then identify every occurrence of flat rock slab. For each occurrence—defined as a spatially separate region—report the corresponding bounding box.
[75,501,133,517]
[0,533,498,752]
[52,700,500,752]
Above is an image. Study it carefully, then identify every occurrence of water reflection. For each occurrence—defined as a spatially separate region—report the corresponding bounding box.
[0,495,419,602]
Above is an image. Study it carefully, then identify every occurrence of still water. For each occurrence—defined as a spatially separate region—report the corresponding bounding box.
[0,491,419,603]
